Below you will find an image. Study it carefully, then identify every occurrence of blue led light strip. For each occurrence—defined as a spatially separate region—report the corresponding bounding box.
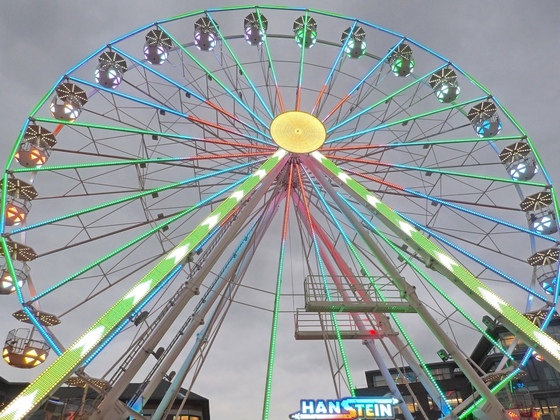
[159,26,270,129]
[111,46,273,142]
[326,96,488,144]
[29,175,250,303]
[206,12,274,120]
[327,63,447,134]
[400,186,556,243]
[12,160,260,235]
[22,307,63,356]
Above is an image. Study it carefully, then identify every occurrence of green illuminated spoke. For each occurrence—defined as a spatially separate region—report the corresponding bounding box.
[31,117,275,149]
[326,154,547,188]
[326,63,447,134]
[160,26,271,129]
[309,151,560,373]
[326,96,487,144]
[206,11,274,120]
[11,160,261,235]
[0,151,288,420]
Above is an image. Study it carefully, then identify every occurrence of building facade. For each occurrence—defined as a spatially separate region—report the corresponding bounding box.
[356,316,560,419]
[0,378,210,420]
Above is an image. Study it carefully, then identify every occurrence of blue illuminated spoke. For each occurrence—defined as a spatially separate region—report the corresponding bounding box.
[206,12,274,120]
[311,20,358,116]
[326,63,447,134]
[67,76,273,147]
[160,26,271,130]
[326,96,487,144]
[111,46,272,141]
[321,39,404,124]
[12,160,262,236]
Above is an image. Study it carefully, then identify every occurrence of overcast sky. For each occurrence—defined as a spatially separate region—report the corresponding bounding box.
[1,2,559,419]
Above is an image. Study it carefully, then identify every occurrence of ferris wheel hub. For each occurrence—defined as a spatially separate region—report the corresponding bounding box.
[270,111,326,154]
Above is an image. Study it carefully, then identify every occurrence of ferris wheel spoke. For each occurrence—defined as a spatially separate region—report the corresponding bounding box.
[10,159,261,236]
[110,46,272,141]
[327,154,547,189]
[301,166,452,410]
[321,134,526,154]
[160,27,271,130]
[321,39,404,124]
[334,167,555,307]
[326,95,487,144]
[294,10,312,112]
[311,21,358,116]
[27,173,252,304]
[254,7,285,113]
[326,63,448,134]
[307,151,560,373]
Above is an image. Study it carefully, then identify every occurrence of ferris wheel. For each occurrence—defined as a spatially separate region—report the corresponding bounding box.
[1,5,560,420]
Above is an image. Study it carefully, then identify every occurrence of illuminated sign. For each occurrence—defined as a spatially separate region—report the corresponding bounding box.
[289,397,400,419]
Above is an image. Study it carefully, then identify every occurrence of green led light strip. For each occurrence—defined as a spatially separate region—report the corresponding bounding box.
[13,159,259,236]
[310,150,560,374]
[0,150,288,420]
[348,202,513,359]
[327,96,487,144]
[326,155,547,188]
[263,165,293,420]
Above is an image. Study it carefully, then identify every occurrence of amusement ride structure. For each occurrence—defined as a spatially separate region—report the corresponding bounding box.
[1,5,559,420]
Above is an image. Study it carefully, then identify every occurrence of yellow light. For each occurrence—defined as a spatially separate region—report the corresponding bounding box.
[39,353,46,361]
[33,360,42,366]
[270,111,326,154]
[25,349,38,357]
[3,356,10,364]
[24,357,35,364]
[2,349,8,356]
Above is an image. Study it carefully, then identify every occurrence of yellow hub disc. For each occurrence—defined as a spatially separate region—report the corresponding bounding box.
[270,111,326,154]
